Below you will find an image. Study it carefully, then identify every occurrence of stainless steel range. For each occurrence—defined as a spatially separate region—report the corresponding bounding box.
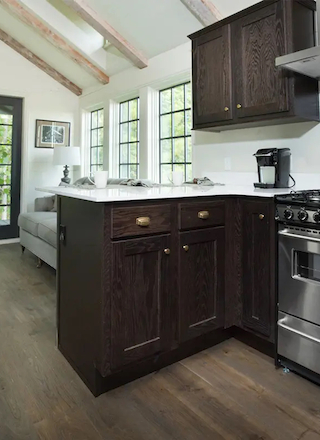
[276,190,320,378]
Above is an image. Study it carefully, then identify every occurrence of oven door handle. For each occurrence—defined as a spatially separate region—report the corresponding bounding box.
[278,230,320,243]
[278,319,320,344]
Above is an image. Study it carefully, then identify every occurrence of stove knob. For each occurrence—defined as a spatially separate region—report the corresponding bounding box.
[284,209,294,220]
[314,211,320,223]
[298,210,309,222]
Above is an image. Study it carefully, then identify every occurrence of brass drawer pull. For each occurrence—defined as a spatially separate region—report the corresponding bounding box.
[224,107,229,112]
[136,216,150,227]
[164,248,171,255]
[198,211,210,220]
[259,214,265,220]
[183,245,189,252]
[237,104,242,109]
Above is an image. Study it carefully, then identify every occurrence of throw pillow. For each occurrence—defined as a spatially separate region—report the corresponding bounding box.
[51,196,57,212]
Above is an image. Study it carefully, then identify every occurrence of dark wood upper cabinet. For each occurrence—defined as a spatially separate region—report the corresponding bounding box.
[111,235,172,369]
[233,2,289,119]
[189,0,319,131]
[179,227,225,342]
[192,25,233,125]
[241,199,275,340]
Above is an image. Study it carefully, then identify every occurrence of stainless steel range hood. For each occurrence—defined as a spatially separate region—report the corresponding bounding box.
[276,1,320,79]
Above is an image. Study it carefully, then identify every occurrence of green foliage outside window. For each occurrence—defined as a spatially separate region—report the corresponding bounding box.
[119,97,139,179]
[90,109,104,175]
[160,82,192,183]
[0,117,12,221]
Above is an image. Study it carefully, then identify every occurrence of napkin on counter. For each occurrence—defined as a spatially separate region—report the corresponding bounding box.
[185,177,225,186]
[119,179,157,187]
[70,177,157,188]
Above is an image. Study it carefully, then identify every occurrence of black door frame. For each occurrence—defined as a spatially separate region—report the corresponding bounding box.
[0,96,22,240]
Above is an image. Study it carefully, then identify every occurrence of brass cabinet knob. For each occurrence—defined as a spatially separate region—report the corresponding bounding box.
[198,210,210,220]
[164,248,171,255]
[136,216,150,227]
[183,245,189,252]
[237,104,242,109]
[259,214,265,220]
[224,107,229,112]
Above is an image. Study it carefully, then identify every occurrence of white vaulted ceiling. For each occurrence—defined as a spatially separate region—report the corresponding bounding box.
[0,0,262,93]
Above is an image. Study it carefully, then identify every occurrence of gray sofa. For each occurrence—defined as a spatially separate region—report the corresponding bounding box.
[18,196,57,269]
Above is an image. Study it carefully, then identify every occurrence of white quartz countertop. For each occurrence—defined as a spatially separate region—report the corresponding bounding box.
[36,184,294,202]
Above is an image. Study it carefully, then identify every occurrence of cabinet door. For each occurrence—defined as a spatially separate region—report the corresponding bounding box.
[179,227,225,342]
[233,2,289,119]
[111,235,172,369]
[242,200,274,337]
[192,25,233,126]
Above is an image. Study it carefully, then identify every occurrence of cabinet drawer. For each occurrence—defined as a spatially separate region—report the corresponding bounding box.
[179,201,225,230]
[112,204,171,238]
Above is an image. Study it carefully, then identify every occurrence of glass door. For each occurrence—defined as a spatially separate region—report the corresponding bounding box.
[0,96,22,239]
[294,250,320,283]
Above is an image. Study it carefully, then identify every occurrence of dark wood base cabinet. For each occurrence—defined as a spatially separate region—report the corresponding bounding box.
[57,196,276,396]
[190,0,319,131]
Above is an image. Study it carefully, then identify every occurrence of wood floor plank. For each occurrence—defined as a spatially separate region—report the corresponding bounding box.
[34,407,104,440]
[181,350,307,439]
[153,363,273,440]
[90,382,181,440]
[130,374,225,440]
[205,338,320,433]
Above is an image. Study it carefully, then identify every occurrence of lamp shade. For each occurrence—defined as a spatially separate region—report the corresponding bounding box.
[53,147,81,166]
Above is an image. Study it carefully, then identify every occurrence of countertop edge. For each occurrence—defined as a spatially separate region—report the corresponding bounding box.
[35,185,291,203]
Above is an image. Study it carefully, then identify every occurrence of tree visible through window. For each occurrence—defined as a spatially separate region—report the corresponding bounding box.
[90,108,104,174]
[159,82,192,183]
[119,97,139,179]
[0,114,12,223]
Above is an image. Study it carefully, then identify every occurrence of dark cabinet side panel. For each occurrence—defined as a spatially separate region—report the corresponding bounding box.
[111,235,172,369]
[242,199,274,339]
[179,227,225,341]
[193,25,232,126]
[58,197,105,385]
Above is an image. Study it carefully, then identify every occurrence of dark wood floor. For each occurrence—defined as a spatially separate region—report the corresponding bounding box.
[2,244,320,439]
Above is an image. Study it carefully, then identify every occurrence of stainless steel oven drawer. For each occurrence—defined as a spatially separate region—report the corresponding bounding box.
[278,227,320,326]
[278,312,320,375]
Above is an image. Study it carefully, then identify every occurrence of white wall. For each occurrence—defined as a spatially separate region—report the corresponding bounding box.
[192,121,320,184]
[0,41,80,212]
[80,41,320,186]
[81,42,191,105]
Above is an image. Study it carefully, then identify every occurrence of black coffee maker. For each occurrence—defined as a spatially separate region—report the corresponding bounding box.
[254,148,291,188]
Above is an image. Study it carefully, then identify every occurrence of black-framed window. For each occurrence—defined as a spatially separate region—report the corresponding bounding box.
[90,108,104,174]
[159,82,192,183]
[119,97,139,179]
[0,113,13,225]
[0,96,22,239]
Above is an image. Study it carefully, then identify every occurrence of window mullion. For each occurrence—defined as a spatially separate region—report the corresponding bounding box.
[119,97,140,179]
[90,108,104,174]
[159,81,191,183]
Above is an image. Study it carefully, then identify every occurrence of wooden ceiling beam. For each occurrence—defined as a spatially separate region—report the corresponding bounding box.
[0,28,82,95]
[180,0,222,26]
[0,0,109,84]
[61,0,148,69]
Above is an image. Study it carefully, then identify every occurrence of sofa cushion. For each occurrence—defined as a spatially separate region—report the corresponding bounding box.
[18,212,56,237]
[38,218,57,248]
[51,196,57,212]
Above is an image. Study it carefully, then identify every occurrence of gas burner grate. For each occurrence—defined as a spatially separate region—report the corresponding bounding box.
[277,190,320,205]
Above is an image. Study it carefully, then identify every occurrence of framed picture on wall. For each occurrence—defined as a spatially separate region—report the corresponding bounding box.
[35,120,71,148]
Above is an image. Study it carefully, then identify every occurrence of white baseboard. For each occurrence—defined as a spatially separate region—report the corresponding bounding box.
[0,238,20,245]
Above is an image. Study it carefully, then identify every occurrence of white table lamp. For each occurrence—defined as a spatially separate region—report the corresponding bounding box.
[53,147,80,184]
